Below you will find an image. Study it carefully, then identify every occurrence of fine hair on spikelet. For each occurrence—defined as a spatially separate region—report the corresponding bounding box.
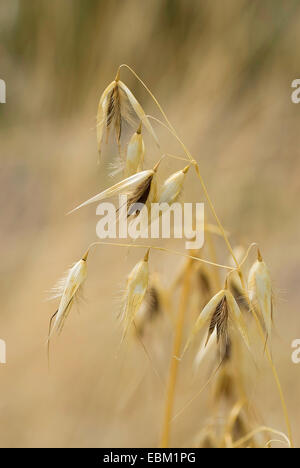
[47,250,89,365]
[48,249,89,339]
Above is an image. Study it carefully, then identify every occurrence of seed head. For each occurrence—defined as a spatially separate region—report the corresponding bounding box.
[183,287,249,356]
[69,169,155,213]
[121,250,150,341]
[248,249,273,341]
[158,165,190,205]
[48,250,89,338]
[97,71,158,155]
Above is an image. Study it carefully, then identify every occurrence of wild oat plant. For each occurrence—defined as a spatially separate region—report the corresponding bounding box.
[49,65,293,449]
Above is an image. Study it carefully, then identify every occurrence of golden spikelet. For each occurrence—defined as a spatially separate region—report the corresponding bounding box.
[97,70,158,155]
[248,249,273,342]
[121,250,150,341]
[68,168,156,214]
[125,159,161,219]
[206,295,229,348]
[183,289,225,355]
[48,249,89,339]
[157,165,190,205]
[183,288,249,356]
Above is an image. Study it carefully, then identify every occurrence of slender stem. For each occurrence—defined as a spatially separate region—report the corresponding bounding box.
[160,259,193,447]
[86,241,233,270]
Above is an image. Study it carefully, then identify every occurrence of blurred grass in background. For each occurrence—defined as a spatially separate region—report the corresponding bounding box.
[0,0,300,447]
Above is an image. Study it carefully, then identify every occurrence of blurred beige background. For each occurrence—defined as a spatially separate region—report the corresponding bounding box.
[0,0,300,447]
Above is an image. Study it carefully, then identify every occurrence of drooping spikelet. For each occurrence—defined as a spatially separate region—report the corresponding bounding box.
[146,165,190,232]
[121,250,150,340]
[126,161,159,217]
[183,288,249,356]
[69,168,156,213]
[248,249,273,342]
[158,165,190,205]
[48,250,89,338]
[125,123,145,177]
[97,69,158,155]
[206,295,229,349]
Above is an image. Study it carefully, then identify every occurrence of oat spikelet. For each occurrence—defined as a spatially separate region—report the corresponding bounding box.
[248,249,273,342]
[127,174,155,217]
[183,290,225,355]
[206,295,229,349]
[68,169,155,213]
[158,165,190,205]
[125,123,145,177]
[183,287,249,356]
[97,70,159,155]
[122,159,160,220]
[121,250,150,341]
[97,70,133,155]
[48,250,89,338]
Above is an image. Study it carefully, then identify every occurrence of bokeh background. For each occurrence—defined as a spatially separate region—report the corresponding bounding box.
[1,0,300,448]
